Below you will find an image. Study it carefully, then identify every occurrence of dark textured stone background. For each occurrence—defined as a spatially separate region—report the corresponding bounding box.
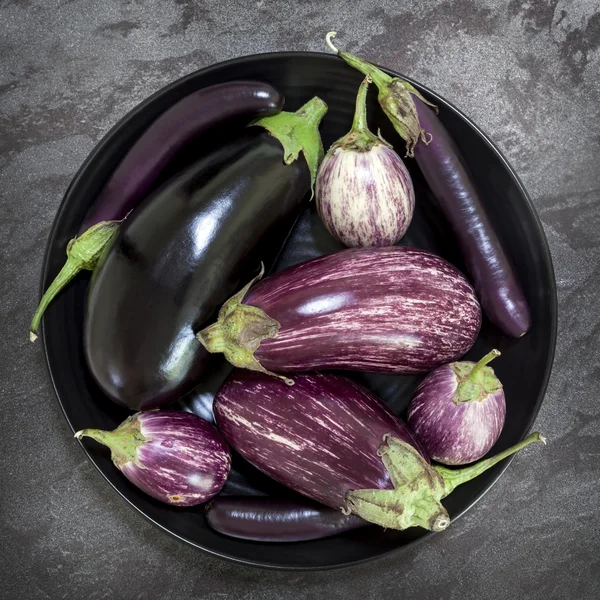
[1,1,599,598]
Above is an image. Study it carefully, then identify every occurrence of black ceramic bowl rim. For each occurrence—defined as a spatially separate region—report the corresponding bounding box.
[40,51,558,571]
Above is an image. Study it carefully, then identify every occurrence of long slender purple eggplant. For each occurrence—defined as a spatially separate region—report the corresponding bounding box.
[85,97,327,411]
[325,32,531,338]
[408,349,506,465]
[316,76,414,247]
[30,81,283,342]
[75,411,231,506]
[205,496,366,542]
[214,370,545,531]
[198,246,481,382]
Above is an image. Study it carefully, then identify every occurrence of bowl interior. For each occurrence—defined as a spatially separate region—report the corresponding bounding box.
[41,52,556,570]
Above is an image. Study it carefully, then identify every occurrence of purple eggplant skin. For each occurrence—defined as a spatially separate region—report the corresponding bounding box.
[412,101,531,338]
[29,81,283,342]
[199,246,481,377]
[213,371,428,512]
[75,411,231,506]
[81,81,282,231]
[205,496,366,542]
[407,349,506,465]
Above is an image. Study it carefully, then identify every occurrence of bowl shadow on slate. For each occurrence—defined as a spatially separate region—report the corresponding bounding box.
[41,52,557,570]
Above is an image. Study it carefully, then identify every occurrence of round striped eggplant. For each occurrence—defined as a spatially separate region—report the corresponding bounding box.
[205,496,366,542]
[198,246,481,382]
[75,411,231,506]
[214,370,546,532]
[316,76,414,247]
[408,349,506,465]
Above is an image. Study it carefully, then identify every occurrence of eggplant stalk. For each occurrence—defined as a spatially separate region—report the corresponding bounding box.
[29,220,121,341]
[347,432,545,531]
[452,349,502,403]
[325,31,437,156]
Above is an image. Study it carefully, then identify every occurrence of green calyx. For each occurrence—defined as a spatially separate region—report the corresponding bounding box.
[452,349,503,404]
[196,265,293,386]
[75,413,150,470]
[29,219,122,342]
[330,76,387,153]
[252,96,328,197]
[325,31,437,157]
[346,431,546,531]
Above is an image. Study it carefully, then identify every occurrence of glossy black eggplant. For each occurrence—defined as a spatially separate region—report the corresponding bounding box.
[84,97,327,411]
[205,497,366,542]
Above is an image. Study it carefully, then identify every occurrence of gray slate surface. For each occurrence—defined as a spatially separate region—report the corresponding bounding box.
[1,1,599,598]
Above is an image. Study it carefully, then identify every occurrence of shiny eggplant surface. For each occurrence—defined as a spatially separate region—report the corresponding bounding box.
[85,128,310,411]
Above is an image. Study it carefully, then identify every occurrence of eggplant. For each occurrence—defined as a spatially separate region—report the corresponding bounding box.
[205,496,366,542]
[214,370,545,531]
[408,349,506,465]
[85,97,327,411]
[30,81,283,341]
[198,246,481,381]
[316,76,414,247]
[75,411,231,506]
[325,32,531,338]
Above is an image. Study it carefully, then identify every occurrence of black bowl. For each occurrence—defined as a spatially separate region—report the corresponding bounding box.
[41,52,557,570]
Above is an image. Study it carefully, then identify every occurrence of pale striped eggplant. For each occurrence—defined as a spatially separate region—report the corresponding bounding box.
[214,370,546,531]
[75,411,231,506]
[198,246,481,381]
[408,349,506,465]
[316,77,414,247]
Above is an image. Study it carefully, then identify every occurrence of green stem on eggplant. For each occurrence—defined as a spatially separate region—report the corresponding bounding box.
[252,96,328,196]
[325,31,437,156]
[346,432,545,531]
[453,349,502,403]
[29,219,122,342]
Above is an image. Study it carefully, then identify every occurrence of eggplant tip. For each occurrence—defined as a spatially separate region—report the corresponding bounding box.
[433,515,450,531]
[29,331,38,343]
[326,31,339,54]
[74,430,84,439]
[539,433,547,445]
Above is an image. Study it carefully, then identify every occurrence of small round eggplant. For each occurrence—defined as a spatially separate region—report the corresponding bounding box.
[75,411,231,506]
[316,76,414,247]
[407,349,506,465]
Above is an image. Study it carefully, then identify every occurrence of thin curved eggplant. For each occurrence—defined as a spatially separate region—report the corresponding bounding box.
[30,81,283,341]
[205,497,366,542]
[199,246,481,381]
[85,98,327,411]
[325,32,531,338]
[214,370,546,531]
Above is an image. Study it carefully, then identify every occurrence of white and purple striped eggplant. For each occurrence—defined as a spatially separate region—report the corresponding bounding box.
[75,411,231,506]
[198,246,481,382]
[214,370,545,532]
[408,349,506,465]
[316,77,414,247]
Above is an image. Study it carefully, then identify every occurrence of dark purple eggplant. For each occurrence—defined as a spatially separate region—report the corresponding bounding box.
[214,370,545,531]
[30,81,283,341]
[205,496,366,542]
[85,97,327,411]
[75,410,231,506]
[198,246,481,382]
[408,349,506,465]
[325,32,531,338]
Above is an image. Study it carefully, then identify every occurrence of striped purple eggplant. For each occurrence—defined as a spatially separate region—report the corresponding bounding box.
[205,496,366,542]
[75,411,230,506]
[214,370,546,531]
[198,246,481,381]
[408,349,506,465]
[316,76,414,247]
